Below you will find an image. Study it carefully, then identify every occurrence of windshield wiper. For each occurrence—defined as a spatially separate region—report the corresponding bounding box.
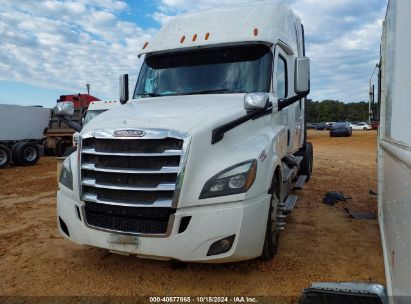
[180,88,234,95]
[139,89,234,97]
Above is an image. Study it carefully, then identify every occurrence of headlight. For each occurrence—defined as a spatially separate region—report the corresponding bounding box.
[199,160,257,199]
[60,156,73,190]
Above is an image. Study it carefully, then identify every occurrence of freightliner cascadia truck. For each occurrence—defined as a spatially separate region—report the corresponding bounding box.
[55,1,313,262]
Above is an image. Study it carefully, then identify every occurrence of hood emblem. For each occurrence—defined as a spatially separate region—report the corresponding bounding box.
[114,129,146,137]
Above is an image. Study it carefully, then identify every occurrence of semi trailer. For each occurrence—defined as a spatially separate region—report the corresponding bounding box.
[55,1,312,262]
[302,1,411,303]
[0,104,50,168]
[377,0,411,300]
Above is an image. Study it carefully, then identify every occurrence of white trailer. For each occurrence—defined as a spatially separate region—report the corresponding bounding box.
[55,1,312,262]
[378,0,411,301]
[0,104,50,168]
[301,1,411,303]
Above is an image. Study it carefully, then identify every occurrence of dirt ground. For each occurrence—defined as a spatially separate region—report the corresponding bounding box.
[0,130,385,298]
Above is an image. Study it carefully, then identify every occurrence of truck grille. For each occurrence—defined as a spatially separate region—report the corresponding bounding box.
[84,202,173,234]
[80,129,189,235]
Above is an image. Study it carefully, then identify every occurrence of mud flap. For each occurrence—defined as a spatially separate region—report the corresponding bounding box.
[300,282,387,304]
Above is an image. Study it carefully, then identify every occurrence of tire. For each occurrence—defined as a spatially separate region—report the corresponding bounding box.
[260,176,281,261]
[43,140,55,156]
[0,144,12,168]
[363,127,367,131]
[55,139,71,157]
[11,143,20,163]
[63,145,77,157]
[298,142,313,182]
[12,142,40,166]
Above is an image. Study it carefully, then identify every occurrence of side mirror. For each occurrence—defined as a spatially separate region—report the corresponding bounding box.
[54,101,74,116]
[244,93,269,111]
[295,57,310,94]
[119,74,129,104]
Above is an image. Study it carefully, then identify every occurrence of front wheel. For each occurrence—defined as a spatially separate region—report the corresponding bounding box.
[260,178,281,261]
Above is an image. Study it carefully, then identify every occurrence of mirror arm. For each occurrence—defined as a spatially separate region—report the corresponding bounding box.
[57,116,82,132]
[278,91,309,111]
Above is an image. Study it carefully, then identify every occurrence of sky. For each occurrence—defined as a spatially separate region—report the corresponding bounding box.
[0,0,387,107]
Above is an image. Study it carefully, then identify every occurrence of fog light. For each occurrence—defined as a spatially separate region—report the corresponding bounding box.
[206,235,235,256]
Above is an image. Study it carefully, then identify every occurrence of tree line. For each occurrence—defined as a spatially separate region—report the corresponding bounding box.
[306,99,378,123]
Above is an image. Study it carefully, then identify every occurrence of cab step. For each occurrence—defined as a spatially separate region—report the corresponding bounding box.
[282,195,298,215]
[282,167,294,183]
[283,155,304,167]
[293,175,307,190]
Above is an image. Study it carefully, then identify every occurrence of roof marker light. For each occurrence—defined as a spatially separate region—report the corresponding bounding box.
[180,36,186,43]
[253,28,259,36]
[143,42,149,49]
[192,34,197,41]
[205,32,210,40]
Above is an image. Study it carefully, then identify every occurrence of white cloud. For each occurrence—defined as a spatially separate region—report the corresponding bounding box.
[0,0,148,104]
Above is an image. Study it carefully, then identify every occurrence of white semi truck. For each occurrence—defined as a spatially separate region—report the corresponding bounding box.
[0,104,50,168]
[55,1,312,262]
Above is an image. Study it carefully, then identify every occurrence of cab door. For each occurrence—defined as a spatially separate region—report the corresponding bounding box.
[273,45,302,154]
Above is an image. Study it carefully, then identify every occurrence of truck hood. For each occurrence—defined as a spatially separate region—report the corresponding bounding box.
[82,94,246,135]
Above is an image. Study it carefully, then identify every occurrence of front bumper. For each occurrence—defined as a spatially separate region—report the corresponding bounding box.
[57,190,270,263]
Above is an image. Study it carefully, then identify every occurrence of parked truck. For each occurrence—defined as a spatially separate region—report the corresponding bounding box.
[55,1,312,262]
[44,94,100,156]
[0,104,50,168]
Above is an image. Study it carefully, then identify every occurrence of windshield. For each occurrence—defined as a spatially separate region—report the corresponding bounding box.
[333,123,348,128]
[83,110,107,125]
[134,45,272,98]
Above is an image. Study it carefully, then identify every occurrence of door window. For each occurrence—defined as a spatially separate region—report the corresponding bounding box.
[276,55,287,98]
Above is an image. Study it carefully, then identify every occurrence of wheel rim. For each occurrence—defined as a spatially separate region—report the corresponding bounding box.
[0,149,7,166]
[24,147,37,162]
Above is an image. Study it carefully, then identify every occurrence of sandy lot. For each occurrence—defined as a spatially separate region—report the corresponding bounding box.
[0,130,385,298]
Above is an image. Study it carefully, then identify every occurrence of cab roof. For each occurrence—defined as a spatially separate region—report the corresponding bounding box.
[87,100,120,111]
[139,1,301,57]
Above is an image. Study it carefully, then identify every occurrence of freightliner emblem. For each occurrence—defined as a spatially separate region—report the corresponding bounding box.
[113,129,146,137]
